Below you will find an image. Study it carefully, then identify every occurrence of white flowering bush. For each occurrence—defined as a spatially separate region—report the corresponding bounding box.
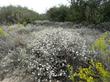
[25,28,90,81]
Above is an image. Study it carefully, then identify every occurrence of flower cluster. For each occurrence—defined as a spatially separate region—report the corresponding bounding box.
[26,28,89,81]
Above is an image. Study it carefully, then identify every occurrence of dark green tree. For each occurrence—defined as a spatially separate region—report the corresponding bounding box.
[47,5,69,22]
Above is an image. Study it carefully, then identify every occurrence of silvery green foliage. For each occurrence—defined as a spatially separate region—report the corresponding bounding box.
[0,25,29,80]
[26,28,89,81]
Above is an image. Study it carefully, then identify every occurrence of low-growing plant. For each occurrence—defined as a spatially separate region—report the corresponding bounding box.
[67,60,110,82]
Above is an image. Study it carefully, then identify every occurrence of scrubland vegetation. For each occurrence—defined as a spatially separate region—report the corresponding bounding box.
[0,23,109,82]
[0,0,110,82]
[0,6,45,25]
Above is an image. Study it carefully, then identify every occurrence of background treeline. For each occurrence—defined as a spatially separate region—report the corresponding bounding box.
[0,5,46,24]
[0,0,110,25]
[47,0,110,24]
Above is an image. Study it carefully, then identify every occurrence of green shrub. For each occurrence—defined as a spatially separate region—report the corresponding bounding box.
[92,32,110,67]
[0,28,6,37]
[67,61,110,82]
[0,5,40,24]
[47,5,69,22]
